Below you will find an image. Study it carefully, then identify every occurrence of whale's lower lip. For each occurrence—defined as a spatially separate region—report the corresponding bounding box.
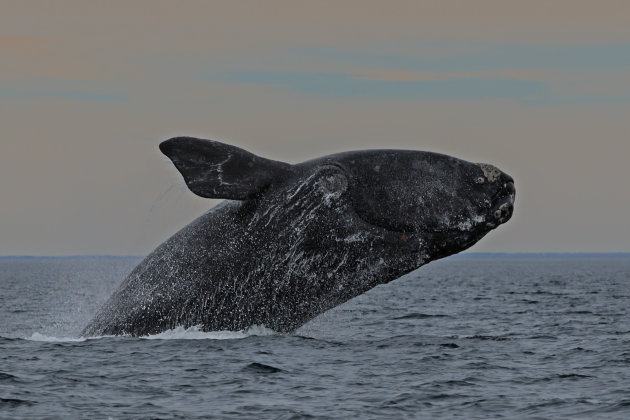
[491,194,515,224]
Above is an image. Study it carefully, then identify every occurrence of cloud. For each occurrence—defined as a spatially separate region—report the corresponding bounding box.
[217,71,547,102]
[351,69,550,82]
[0,86,125,102]
[0,35,46,55]
[298,44,630,73]
[212,44,630,105]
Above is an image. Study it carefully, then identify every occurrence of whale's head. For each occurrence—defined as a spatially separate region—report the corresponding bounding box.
[160,137,515,273]
[318,150,515,261]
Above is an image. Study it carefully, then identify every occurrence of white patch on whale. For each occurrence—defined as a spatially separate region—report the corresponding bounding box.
[476,163,502,182]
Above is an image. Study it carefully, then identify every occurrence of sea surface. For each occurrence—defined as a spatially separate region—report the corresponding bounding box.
[1,255,629,419]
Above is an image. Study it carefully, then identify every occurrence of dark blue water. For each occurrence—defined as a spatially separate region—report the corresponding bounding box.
[1,255,629,419]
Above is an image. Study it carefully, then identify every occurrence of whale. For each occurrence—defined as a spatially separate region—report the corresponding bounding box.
[82,137,515,337]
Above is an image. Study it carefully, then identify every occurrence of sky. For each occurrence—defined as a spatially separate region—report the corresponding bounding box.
[1,1,629,255]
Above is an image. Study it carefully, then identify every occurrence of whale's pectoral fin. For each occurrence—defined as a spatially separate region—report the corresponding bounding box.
[159,137,293,199]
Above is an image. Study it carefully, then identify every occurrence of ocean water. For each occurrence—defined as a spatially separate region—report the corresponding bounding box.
[1,255,629,419]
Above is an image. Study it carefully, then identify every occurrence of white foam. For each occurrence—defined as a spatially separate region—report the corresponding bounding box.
[23,325,276,342]
[27,332,91,342]
[141,324,276,340]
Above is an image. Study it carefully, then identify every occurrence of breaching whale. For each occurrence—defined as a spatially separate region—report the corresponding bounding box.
[82,137,515,337]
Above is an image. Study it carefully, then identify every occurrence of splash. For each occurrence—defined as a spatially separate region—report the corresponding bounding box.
[24,325,276,342]
[141,324,276,340]
[27,333,91,342]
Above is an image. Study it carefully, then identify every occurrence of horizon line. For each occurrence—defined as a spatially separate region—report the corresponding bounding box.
[1,252,630,259]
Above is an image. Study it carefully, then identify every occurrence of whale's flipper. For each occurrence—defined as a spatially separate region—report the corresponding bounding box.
[160,137,293,199]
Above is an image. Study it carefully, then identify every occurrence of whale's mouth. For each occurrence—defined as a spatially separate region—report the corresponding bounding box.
[492,196,514,223]
[487,181,515,227]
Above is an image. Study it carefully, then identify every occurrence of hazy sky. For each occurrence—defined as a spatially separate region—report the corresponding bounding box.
[2,1,629,255]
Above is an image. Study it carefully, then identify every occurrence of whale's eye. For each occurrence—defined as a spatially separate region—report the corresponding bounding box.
[319,172,348,195]
[475,177,485,184]
[312,165,349,201]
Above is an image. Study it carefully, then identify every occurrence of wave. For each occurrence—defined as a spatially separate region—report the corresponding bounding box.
[26,333,92,342]
[393,312,450,320]
[140,325,276,340]
[21,325,276,342]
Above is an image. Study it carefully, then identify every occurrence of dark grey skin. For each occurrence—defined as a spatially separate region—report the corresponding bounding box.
[82,137,515,337]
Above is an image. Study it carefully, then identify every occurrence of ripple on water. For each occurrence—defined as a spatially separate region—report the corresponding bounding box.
[1,256,630,418]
